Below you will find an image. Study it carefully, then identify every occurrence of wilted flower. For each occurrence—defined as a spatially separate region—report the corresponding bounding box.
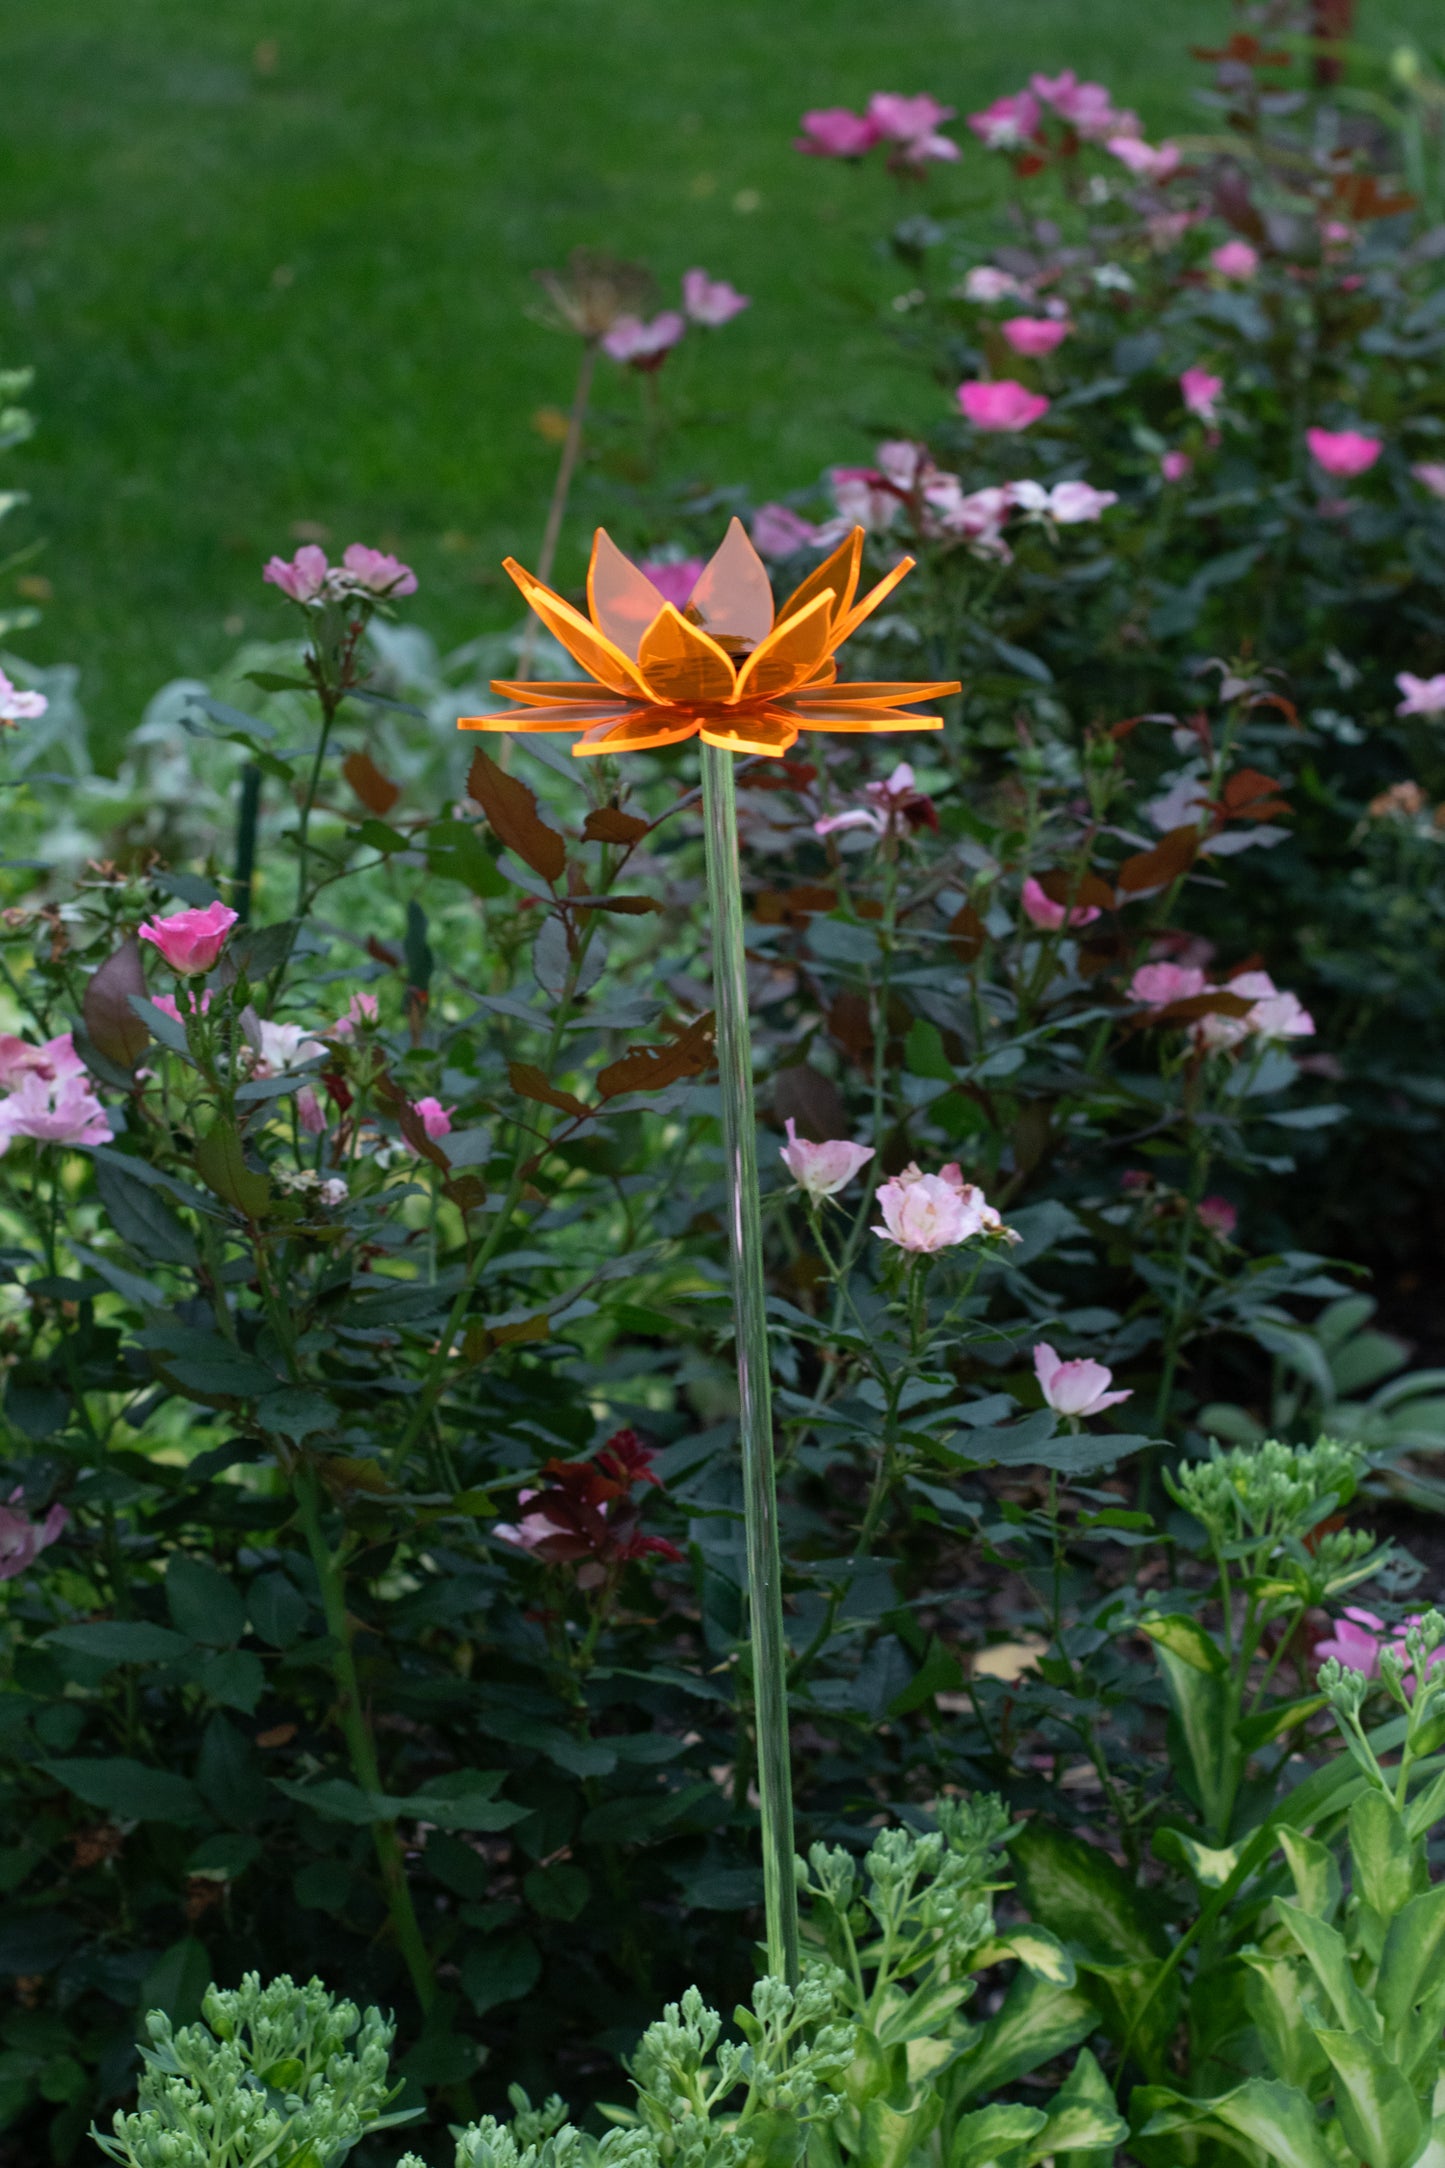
[1021,875,1100,930]
[1001,316,1071,357]
[1033,1342,1131,1418]
[493,1428,682,1583]
[966,90,1041,150]
[1369,781,1427,820]
[1180,367,1223,423]
[1396,672,1445,720]
[682,269,750,325]
[795,107,882,158]
[1210,239,1259,279]
[751,504,821,558]
[602,312,687,368]
[1306,427,1382,478]
[137,901,238,976]
[957,380,1050,432]
[779,1119,874,1200]
[820,465,903,538]
[0,1489,68,1581]
[1107,136,1180,180]
[0,1068,111,1153]
[531,247,655,340]
[0,665,48,726]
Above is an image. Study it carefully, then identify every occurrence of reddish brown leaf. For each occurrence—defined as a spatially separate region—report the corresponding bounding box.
[582,807,650,846]
[828,992,875,1063]
[755,886,838,925]
[564,894,664,916]
[444,1174,488,1216]
[508,1063,591,1123]
[948,903,986,964]
[467,749,565,884]
[1116,825,1199,895]
[773,1064,848,1143]
[597,1012,714,1099]
[737,760,816,792]
[1219,768,1292,823]
[462,1312,551,1363]
[342,750,400,817]
[1037,868,1116,912]
[1158,990,1255,1023]
[84,939,150,1071]
[373,1069,450,1169]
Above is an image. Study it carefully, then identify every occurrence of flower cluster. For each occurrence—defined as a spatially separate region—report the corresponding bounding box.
[262,542,418,606]
[809,440,1114,560]
[1128,962,1315,1050]
[601,267,750,369]
[0,1032,110,1154]
[796,93,958,170]
[493,1429,683,1586]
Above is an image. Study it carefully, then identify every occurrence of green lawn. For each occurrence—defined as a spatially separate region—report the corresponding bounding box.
[0,0,1437,741]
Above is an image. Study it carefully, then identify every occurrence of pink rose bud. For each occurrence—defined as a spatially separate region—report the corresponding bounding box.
[1306,427,1383,479]
[341,543,418,598]
[0,1489,69,1581]
[409,1096,454,1145]
[1033,1341,1132,1419]
[137,900,239,976]
[965,90,1041,150]
[957,379,1051,432]
[297,1086,327,1135]
[779,1118,874,1201]
[1197,1195,1238,1240]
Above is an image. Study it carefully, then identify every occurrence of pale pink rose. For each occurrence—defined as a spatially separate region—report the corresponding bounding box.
[493,1490,556,1552]
[1210,239,1259,280]
[639,557,706,608]
[796,107,882,158]
[1195,970,1315,1051]
[0,1490,68,1581]
[332,990,380,1036]
[957,380,1050,432]
[602,312,686,366]
[877,440,929,490]
[1030,71,1126,141]
[137,900,238,976]
[1001,316,1071,357]
[751,504,820,558]
[779,1118,875,1201]
[0,1068,111,1152]
[963,266,1026,302]
[681,269,750,325]
[0,1033,82,1088]
[1180,367,1224,424]
[262,544,329,603]
[866,91,959,164]
[0,666,48,726]
[410,1096,454,1144]
[815,761,937,840]
[922,478,1013,556]
[874,1165,1002,1250]
[253,1020,327,1076]
[1314,1607,1387,1677]
[340,543,418,598]
[1395,672,1445,720]
[1306,427,1382,479]
[1410,462,1445,500]
[1033,1341,1132,1418]
[1011,479,1117,525]
[1197,1195,1238,1240]
[966,91,1041,150]
[1107,137,1180,181]
[1322,219,1354,246]
[1130,961,1208,1012]
[319,1176,348,1207]
[297,1086,326,1135]
[1021,875,1101,931]
[824,466,902,536]
[1161,449,1193,482]
[149,991,213,1026]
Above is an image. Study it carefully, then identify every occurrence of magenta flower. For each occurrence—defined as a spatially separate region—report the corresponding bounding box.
[795,106,882,158]
[409,1095,454,1144]
[1130,961,1208,1012]
[340,543,418,598]
[1033,1341,1131,1419]
[638,557,707,609]
[1411,462,1445,500]
[751,504,821,558]
[1306,427,1383,479]
[1396,672,1445,720]
[1315,1607,1387,1676]
[1197,1195,1238,1240]
[957,379,1050,432]
[866,91,959,164]
[1021,875,1101,931]
[0,665,48,727]
[921,477,1014,556]
[682,268,750,325]
[263,543,329,603]
[1030,71,1127,140]
[602,311,687,368]
[1001,316,1071,357]
[1211,239,1259,280]
[1180,368,1224,424]
[779,1118,875,1201]
[1161,449,1193,482]
[966,90,1041,150]
[138,900,238,976]
[1107,136,1180,181]
[297,1086,326,1136]
[0,1489,68,1581]
[0,1068,111,1153]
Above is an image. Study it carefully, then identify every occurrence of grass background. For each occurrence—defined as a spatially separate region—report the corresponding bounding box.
[0,0,1438,741]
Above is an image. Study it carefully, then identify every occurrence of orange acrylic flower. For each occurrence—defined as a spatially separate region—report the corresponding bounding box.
[459,519,960,758]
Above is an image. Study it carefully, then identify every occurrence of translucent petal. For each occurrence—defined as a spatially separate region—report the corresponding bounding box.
[686,516,775,647]
[732,591,837,703]
[785,704,945,734]
[490,679,615,706]
[791,679,961,707]
[698,709,800,757]
[829,556,914,647]
[775,528,862,632]
[572,711,700,758]
[587,530,669,660]
[459,700,644,733]
[637,605,737,705]
[504,559,649,698]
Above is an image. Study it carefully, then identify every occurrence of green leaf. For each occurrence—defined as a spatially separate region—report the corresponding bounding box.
[948,1975,1096,2103]
[47,1622,190,1667]
[1276,1902,1379,2036]
[194,1121,271,1218]
[68,1241,167,1311]
[42,1757,204,1824]
[197,1649,264,1713]
[244,670,313,693]
[1139,2078,1335,2168]
[949,2104,1046,2168]
[523,1863,590,1921]
[875,1978,972,2046]
[887,1636,963,1718]
[1033,2049,1126,2168]
[1150,1638,1240,1840]
[1378,1880,1445,2036]
[248,1570,309,1649]
[986,1926,1077,1986]
[92,1156,198,1268]
[1278,1828,1342,1919]
[1349,1788,1417,1920]
[1152,1828,1240,1889]
[1010,1822,1167,1964]
[166,1553,246,1646]
[140,1937,213,2027]
[460,1931,540,2016]
[860,2097,939,2168]
[1242,1952,1330,2093]
[905,1018,954,1082]
[1138,1610,1227,1676]
[1316,2026,1427,2168]
[426,818,507,898]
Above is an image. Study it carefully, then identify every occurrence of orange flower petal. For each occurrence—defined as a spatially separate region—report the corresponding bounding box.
[791,679,961,706]
[830,555,915,647]
[490,679,616,706]
[503,558,650,699]
[732,590,837,703]
[571,711,700,758]
[686,516,775,648]
[637,604,737,705]
[699,710,800,756]
[458,700,646,733]
[775,527,863,632]
[587,530,669,660]
[784,703,945,733]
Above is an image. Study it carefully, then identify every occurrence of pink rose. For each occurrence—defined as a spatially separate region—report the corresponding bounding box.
[1197,1195,1238,1240]
[795,107,882,158]
[962,266,1025,302]
[332,990,380,1036]
[1210,240,1259,280]
[1396,673,1445,720]
[1410,462,1445,501]
[0,1033,82,1088]
[1033,1341,1131,1419]
[1001,316,1071,357]
[639,557,706,609]
[866,91,959,165]
[262,544,329,603]
[137,900,238,976]
[1161,449,1193,482]
[1180,367,1224,424]
[751,504,820,558]
[1194,970,1315,1052]
[779,1118,875,1201]
[340,543,418,598]
[0,665,48,726]
[874,1165,1003,1251]
[1030,71,1127,141]
[252,1020,327,1076]
[966,91,1041,150]
[1129,961,1208,1012]
[0,1069,111,1153]
[0,1490,69,1581]
[602,312,686,368]
[957,380,1050,432]
[1021,875,1101,931]
[1306,427,1382,479]
[815,762,936,840]
[1010,479,1117,525]
[409,1096,454,1145]
[297,1086,327,1136]
[681,269,750,325]
[1107,137,1180,181]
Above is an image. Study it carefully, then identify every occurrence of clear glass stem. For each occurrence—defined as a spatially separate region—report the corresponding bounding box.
[699,741,799,1985]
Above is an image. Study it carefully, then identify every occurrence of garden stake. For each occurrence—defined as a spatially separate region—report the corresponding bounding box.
[462,515,956,1989]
